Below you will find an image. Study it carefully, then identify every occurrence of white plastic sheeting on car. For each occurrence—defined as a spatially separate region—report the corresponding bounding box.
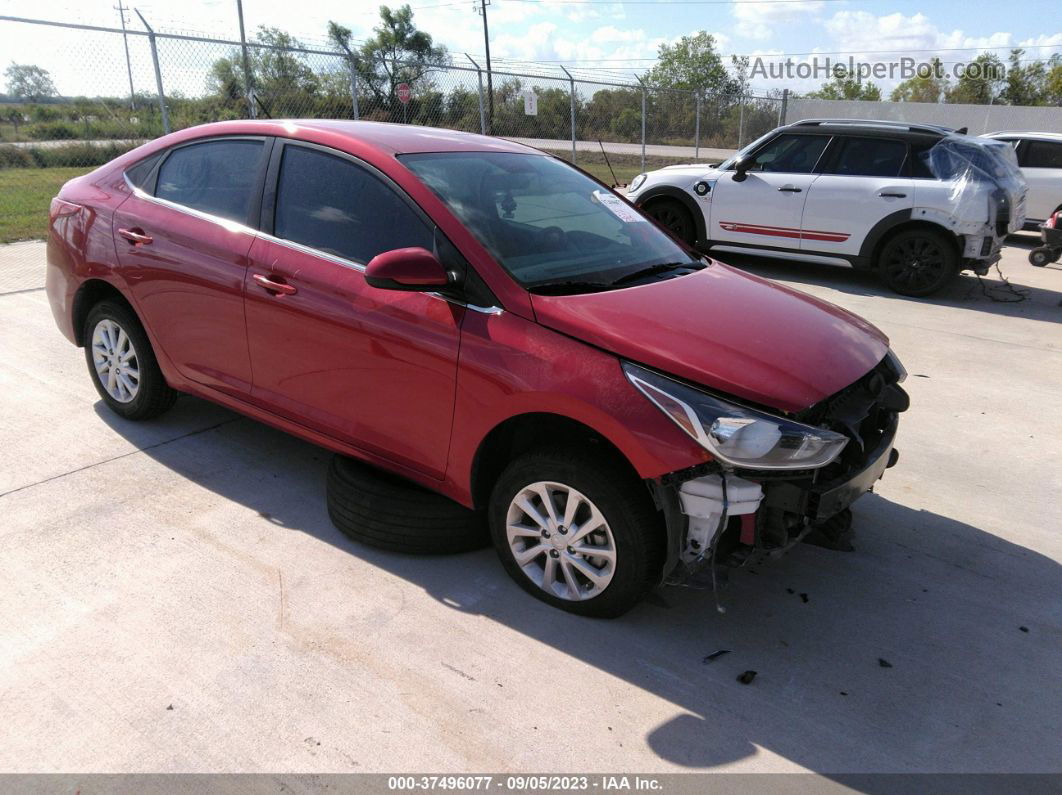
[926,136,1028,232]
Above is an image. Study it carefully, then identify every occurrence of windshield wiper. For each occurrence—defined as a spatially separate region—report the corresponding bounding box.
[609,261,702,287]
[527,280,615,295]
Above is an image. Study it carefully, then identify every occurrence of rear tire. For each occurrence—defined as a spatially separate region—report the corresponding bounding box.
[83,300,178,420]
[643,198,696,247]
[326,455,488,554]
[877,229,958,297]
[488,448,664,618]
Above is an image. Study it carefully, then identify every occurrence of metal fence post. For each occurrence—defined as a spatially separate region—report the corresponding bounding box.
[134,10,169,134]
[560,65,576,163]
[694,91,701,159]
[779,88,788,125]
[738,93,745,149]
[466,54,486,135]
[349,58,360,120]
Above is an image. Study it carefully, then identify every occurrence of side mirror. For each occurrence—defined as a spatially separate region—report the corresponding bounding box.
[365,247,452,292]
[732,156,751,183]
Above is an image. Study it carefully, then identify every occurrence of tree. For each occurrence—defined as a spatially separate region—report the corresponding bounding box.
[4,63,58,102]
[945,52,1005,104]
[806,67,882,101]
[1000,48,1047,106]
[207,27,319,116]
[645,32,734,95]
[890,57,948,103]
[1045,54,1062,106]
[328,5,447,116]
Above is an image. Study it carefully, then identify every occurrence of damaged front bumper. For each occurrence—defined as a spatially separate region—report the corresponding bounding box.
[651,360,906,585]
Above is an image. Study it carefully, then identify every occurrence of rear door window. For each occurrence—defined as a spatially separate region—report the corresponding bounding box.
[155,139,265,224]
[272,144,433,264]
[1021,140,1062,169]
[826,137,908,177]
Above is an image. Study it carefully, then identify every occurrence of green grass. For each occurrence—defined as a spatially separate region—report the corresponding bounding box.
[0,167,92,243]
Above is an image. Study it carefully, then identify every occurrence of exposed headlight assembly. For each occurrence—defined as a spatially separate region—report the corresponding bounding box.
[629,173,647,192]
[623,362,848,470]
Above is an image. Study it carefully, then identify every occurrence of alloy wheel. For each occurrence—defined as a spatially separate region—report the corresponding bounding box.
[651,206,690,240]
[883,237,947,294]
[91,318,140,403]
[505,481,616,601]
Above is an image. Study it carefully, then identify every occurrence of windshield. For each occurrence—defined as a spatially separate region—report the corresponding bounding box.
[400,152,700,290]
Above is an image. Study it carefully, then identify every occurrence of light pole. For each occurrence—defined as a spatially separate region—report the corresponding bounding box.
[236,0,256,118]
[114,1,136,110]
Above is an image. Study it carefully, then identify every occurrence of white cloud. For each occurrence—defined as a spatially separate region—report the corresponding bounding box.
[732,0,825,41]
[824,11,1012,57]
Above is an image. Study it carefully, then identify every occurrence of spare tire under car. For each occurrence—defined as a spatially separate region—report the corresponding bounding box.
[326,455,488,554]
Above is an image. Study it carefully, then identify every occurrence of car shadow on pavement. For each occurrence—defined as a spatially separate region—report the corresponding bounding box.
[716,251,1062,323]
[95,399,1062,775]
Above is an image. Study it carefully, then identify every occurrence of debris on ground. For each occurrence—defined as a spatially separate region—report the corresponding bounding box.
[800,593,809,603]
[878,658,893,668]
[703,649,731,664]
[786,588,795,594]
[840,691,848,697]
[1019,626,1029,633]
[166,704,173,711]
[737,670,757,685]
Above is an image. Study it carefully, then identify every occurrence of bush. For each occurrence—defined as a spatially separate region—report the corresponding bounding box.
[0,142,137,170]
[28,142,136,168]
[0,145,35,168]
[26,121,81,140]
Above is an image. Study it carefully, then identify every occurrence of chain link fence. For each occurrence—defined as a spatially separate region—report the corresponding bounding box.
[0,14,784,280]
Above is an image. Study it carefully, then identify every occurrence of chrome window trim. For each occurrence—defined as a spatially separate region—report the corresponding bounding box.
[122,174,503,316]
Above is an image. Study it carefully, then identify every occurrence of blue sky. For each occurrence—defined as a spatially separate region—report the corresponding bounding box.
[2,0,1060,96]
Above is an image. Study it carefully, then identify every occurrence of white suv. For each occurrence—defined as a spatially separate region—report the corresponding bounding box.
[627,119,1027,296]
[983,131,1062,229]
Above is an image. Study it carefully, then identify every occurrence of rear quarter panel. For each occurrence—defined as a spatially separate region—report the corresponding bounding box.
[46,172,131,344]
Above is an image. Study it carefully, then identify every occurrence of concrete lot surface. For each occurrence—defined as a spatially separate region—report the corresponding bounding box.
[0,237,1059,774]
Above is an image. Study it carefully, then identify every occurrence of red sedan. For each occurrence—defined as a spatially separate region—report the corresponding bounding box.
[46,120,908,616]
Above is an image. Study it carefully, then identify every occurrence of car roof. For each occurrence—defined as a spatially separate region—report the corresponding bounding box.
[160,119,543,157]
[984,131,1062,142]
[781,119,947,144]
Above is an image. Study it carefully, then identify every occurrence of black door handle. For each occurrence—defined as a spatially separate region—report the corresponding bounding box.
[778,186,803,193]
[879,192,907,198]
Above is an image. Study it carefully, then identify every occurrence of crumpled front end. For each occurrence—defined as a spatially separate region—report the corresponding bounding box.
[651,353,909,584]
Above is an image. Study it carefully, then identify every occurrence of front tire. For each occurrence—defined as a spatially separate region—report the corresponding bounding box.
[83,300,177,420]
[877,229,958,297]
[488,449,664,618]
[643,198,696,247]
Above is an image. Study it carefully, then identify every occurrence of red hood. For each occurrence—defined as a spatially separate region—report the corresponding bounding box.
[530,262,889,413]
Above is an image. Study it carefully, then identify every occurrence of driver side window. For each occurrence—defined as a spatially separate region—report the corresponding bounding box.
[273,145,433,264]
[749,134,829,174]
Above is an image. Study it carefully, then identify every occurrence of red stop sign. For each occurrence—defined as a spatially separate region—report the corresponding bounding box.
[397,83,412,104]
